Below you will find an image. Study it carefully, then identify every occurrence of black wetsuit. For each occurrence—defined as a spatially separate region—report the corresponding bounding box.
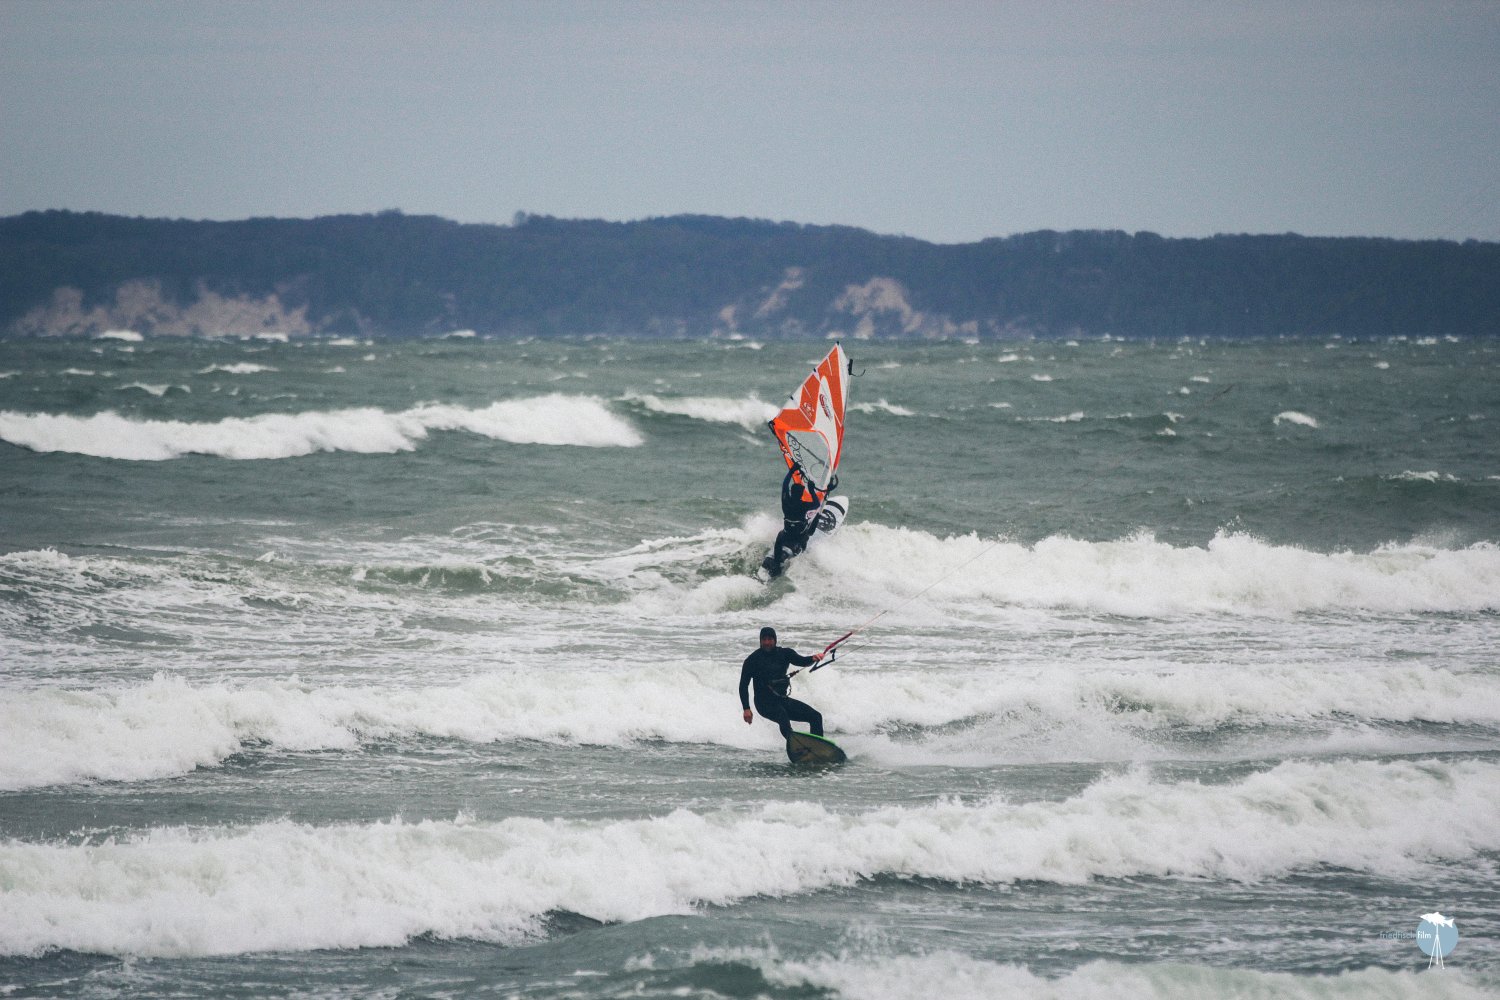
[739,645,823,738]
[764,468,828,577]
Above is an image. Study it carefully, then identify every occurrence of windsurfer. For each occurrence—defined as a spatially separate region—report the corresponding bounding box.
[761,464,835,578]
[760,342,850,580]
[739,626,825,738]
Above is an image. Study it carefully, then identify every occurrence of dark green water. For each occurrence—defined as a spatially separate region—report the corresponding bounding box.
[2,334,1497,997]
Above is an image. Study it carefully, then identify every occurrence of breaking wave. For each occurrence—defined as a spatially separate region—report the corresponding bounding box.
[5,655,1498,789]
[709,949,1494,1000]
[196,363,277,375]
[118,382,187,397]
[620,393,915,428]
[1385,470,1464,484]
[793,525,1500,617]
[2,758,1495,957]
[0,395,642,459]
[621,392,777,429]
[849,398,915,416]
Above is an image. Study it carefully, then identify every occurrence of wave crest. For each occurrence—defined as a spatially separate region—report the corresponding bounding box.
[2,758,1495,957]
[621,392,777,429]
[6,656,1499,790]
[800,526,1500,616]
[730,949,1493,1000]
[0,395,642,459]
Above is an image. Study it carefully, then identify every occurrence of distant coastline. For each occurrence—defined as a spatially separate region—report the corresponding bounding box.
[3,210,1497,339]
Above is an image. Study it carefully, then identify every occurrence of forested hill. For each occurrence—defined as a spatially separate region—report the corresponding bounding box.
[3,210,1497,339]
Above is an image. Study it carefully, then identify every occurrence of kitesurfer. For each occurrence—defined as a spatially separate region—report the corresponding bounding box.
[739,626,825,738]
[761,465,835,578]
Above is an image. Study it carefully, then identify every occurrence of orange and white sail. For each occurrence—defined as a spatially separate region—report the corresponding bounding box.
[768,343,849,491]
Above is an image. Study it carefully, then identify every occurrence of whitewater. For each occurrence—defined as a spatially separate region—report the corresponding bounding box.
[1,334,1497,998]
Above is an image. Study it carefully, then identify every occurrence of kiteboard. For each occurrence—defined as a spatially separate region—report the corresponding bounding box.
[785,731,848,766]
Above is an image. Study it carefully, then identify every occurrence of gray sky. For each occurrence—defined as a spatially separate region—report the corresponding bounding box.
[2,0,1498,244]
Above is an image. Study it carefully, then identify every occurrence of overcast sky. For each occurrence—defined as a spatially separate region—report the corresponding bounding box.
[2,1,1497,244]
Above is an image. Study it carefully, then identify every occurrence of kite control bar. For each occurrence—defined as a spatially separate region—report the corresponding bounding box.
[809,629,856,672]
[789,621,877,679]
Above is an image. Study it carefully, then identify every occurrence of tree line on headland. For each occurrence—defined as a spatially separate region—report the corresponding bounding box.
[1,210,1496,339]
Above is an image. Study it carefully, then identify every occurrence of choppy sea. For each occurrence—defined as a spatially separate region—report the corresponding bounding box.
[1,332,1497,998]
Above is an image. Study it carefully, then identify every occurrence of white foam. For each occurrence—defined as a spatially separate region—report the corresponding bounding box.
[0,663,766,789]
[738,950,1493,1000]
[0,395,642,459]
[94,330,143,342]
[849,399,915,417]
[622,392,777,429]
[195,363,277,375]
[1388,470,1461,483]
[407,396,643,447]
[785,655,1500,766]
[803,525,1500,617]
[0,408,412,460]
[118,383,185,397]
[6,650,1498,790]
[2,758,1495,957]
[1274,411,1320,428]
